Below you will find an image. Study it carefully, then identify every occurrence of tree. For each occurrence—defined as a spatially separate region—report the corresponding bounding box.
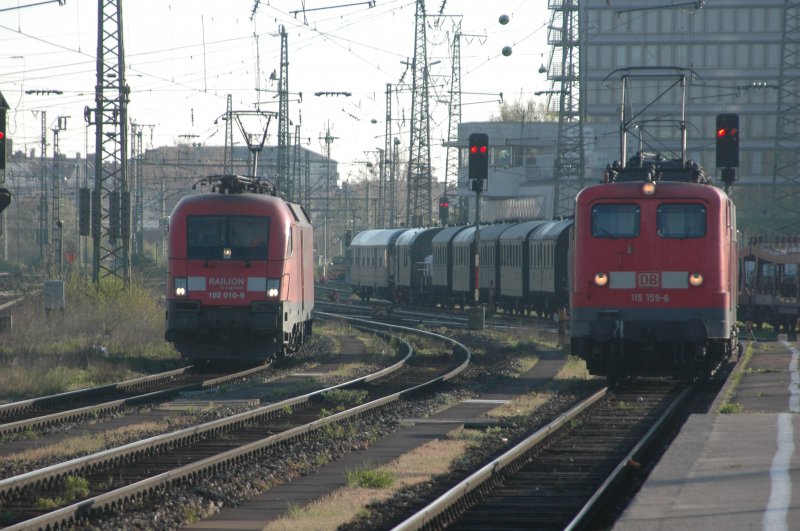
[490,99,556,122]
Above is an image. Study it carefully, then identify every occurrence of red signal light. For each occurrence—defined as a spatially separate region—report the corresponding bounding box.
[480,146,487,154]
[0,132,4,140]
[470,145,478,154]
[717,128,727,138]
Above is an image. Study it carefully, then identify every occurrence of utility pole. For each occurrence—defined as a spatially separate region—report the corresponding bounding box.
[320,125,338,275]
[130,121,154,259]
[39,111,48,265]
[391,137,400,228]
[444,28,462,223]
[382,83,393,228]
[86,0,131,287]
[223,94,234,174]
[406,0,433,227]
[292,119,302,205]
[548,0,585,218]
[276,25,291,199]
[771,2,800,232]
[51,116,67,274]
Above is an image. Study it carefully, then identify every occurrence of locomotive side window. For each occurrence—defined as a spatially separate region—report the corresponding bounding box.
[187,216,269,260]
[657,204,706,238]
[591,204,640,238]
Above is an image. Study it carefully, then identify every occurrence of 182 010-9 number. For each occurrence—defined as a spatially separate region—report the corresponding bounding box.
[209,291,245,300]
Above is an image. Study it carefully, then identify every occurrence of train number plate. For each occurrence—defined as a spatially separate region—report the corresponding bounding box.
[630,293,670,303]
[209,291,246,300]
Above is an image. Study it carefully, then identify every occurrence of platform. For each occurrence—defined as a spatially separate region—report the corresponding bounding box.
[615,337,800,530]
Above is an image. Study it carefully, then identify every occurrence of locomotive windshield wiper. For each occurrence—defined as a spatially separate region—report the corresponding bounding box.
[593,223,618,239]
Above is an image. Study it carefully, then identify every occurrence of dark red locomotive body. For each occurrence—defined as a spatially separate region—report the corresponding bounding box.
[571,175,739,379]
[165,176,314,361]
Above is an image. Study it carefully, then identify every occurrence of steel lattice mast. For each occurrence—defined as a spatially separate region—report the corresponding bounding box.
[406,0,432,227]
[771,1,800,233]
[444,27,461,222]
[39,111,48,264]
[384,83,395,228]
[89,0,130,286]
[131,123,143,258]
[548,0,585,218]
[277,25,291,200]
[223,94,234,175]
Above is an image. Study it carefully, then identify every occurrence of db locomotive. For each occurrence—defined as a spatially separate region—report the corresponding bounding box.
[570,157,739,380]
[165,175,314,361]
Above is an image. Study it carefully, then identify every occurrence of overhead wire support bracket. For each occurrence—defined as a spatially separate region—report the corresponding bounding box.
[0,0,65,13]
[290,1,375,19]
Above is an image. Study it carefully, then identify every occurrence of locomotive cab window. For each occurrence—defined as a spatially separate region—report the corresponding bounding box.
[591,204,640,238]
[657,204,706,238]
[187,215,269,260]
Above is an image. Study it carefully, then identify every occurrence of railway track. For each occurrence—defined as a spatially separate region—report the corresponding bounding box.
[0,364,272,439]
[0,316,471,530]
[393,380,693,530]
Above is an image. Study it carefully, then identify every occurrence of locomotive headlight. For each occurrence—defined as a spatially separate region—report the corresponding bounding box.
[174,277,187,297]
[594,272,608,287]
[642,182,656,196]
[266,278,280,298]
[689,273,704,287]
[223,247,232,259]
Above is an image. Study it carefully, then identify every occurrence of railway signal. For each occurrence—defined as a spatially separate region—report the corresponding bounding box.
[469,133,489,192]
[716,113,739,169]
[438,196,449,225]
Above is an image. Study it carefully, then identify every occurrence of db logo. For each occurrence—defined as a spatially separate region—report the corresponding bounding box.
[638,272,660,288]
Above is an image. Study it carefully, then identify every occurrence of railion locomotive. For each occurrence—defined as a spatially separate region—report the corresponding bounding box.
[165,175,314,361]
[570,156,739,380]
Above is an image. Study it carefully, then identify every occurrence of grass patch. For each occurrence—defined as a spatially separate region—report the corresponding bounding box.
[345,465,394,489]
[35,475,90,509]
[719,402,744,414]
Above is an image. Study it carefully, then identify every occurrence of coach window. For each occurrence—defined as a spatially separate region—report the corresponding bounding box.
[591,204,640,238]
[657,204,706,238]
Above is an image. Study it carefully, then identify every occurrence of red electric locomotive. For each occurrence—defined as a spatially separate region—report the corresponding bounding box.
[571,67,740,381]
[570,157,739,380]
[165,175,314,361]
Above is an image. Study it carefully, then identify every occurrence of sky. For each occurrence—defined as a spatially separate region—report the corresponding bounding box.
[0,0,553,184]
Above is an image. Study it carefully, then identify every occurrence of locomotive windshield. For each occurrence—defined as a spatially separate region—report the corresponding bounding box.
[591,204,640,238]
[656,204,706,238]
[187,215,270,260]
